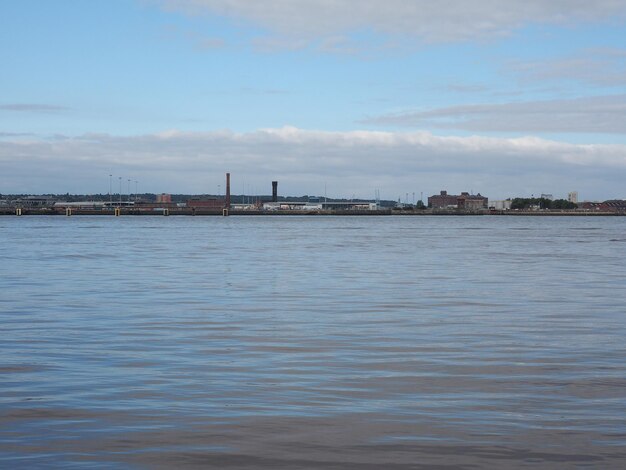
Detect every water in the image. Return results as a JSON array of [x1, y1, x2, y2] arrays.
[[1, 215, 625, 468]]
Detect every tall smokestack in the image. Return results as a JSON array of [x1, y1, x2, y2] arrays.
[[225, 173, 231, 208], [272, 181, 278, 202]]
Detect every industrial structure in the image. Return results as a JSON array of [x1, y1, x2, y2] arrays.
[[225, 172, 231, 209], [489, 200, 513, 211]]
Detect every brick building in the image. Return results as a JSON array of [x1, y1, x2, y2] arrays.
[[579, 200, 626, 212], [457, 192, 488, 210], [599, 200, 626, 212], [428, 190, 488, 210], [428, 191, 459, 209]]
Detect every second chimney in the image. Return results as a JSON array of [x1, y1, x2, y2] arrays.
[[225, 173, 231, 208]]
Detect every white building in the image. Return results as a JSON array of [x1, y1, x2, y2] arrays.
[[489, 200, 512, 210], [263, 201, 378, 211], [568, 191, 578, 203]]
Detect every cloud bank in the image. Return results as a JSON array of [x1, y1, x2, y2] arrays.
[[362, 95, 626, 134], [157, 0, 626, 44], [1, 127, 624, 199]]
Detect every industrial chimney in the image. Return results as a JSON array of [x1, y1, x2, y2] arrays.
[[225, 173, 231, 209], [272, 181, 278, 203]]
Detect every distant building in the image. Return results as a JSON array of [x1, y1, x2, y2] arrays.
[[16, 197, 54, 208], [156, 193, 172, 203], [540, 193, 554, 201], [490, 200, 512, 210], [568, 191, 578, 204], [457, 192, 488, 210], [600, 200, 626, 212], [186, 197, 224, 209], [579, 201, 602, 211], [263, 201, 378, 211], [428, 191, 459, 209], [579, 200, 625, 212], [54, 201, 108, 209], [428, 190, 488, 210]]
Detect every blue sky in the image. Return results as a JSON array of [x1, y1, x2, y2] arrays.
[[1, 0, 626, 199]]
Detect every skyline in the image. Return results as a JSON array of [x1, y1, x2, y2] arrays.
[[1, 1, 626, 200]]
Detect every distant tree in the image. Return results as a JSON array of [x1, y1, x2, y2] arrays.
[[511, 197, 550, 209], [511, 197, 576, 210], [511, 198, 530, 210], [552, 199, 578, 210]]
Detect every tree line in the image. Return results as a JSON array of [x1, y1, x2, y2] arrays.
[[510, 198, 577, 210]]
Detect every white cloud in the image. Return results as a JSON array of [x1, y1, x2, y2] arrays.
[[155, 0, 626, 44], [361, 95, 626, 134], [1, 127, 624, 199]]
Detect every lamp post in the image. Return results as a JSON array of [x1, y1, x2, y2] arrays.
[[118, 177, 122, 207], [109, 174, 112, 206]]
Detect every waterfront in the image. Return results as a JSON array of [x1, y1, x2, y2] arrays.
[[1, 216, 626, 468], [1, 207, 624, 216]]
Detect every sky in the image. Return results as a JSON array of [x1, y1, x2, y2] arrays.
[[1, 0, 626, 200]]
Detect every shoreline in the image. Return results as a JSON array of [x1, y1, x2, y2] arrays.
[[1, 209, 624, 217]]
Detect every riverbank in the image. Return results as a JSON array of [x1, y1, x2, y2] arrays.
[[1, 208, 624, 216]]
